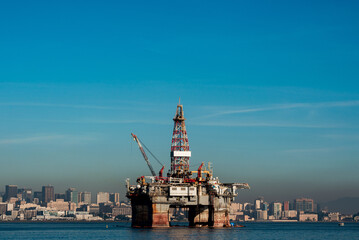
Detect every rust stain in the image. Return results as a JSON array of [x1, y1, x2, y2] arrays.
[[152, 204, 169, 227]]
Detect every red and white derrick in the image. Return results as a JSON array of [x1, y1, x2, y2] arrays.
[[170, 100, 191, 177]]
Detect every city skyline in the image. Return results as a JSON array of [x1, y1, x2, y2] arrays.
[[1, 183, 358, 222], [0, 184, 120, 205], [1, 183, 358, 215], [1, 1, 359, 204]]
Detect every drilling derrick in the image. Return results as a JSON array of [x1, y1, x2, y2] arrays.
[[126, 101, 250, 228], [170, 101, 191, 177]]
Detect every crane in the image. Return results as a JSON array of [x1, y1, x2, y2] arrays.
[[131, 133, 156, 177]]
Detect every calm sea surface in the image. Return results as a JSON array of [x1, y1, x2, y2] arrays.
[[0, 222, 358, 240]]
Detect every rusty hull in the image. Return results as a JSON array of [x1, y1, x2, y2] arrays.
[[152, 203, 170, 227], [131, 198, 170, 228]]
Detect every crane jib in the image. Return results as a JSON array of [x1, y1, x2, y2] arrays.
[[131, 133, 157, 177]]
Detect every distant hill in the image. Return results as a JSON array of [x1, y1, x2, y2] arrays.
[[321, 197, 359, 214]]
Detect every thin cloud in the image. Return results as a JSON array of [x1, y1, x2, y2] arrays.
[[0, 135, 64, 144], [200, 100, 359, 119], [192, 121, 344, 129], [0, 102, 123, 110], [283, 147, 348, 153], [0, 101, 165, 112], [82, 119, 166, 124], [0, 134, 97, 145], [322, 134, 359, 141], [32, 119, 169, 125]]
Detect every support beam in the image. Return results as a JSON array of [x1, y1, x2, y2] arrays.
[[131, 201, 170, 228], [152, 203, 170, 227], [211, 210, 230, 227], [131, 204, 152, 228]]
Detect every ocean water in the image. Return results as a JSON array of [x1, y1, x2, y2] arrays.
[[0, 222, 358, 240]]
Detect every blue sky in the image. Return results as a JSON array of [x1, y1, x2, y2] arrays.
[[1, 1, 359, 203]]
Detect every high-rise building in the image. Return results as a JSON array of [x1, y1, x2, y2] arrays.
[[270, 202, 282, 220], [255, 199, 262, 210], [262, 202, 269, 211], [42, 186, 55, 203], [66, 188, 78, 204], [289, 202, 294, 210], [79, 192, 91, 204], [97, 192, 109, 204], [254, 197, 264, 210], [295, 198, 314, 213], [33, 191, 42, 202], [18, 188, 32, 203], [283, 201, 289, 211], [78, 192, 82, 203], [110, 193, 120, 204], [5, 185, 18, 201], [0, 203, 6, 214], [256, 210, 268, 220]]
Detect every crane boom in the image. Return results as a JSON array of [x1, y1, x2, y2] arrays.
[[131, 133, 156, 176]]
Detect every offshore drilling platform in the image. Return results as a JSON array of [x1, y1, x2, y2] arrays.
[[126, 101, 249, 228]]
